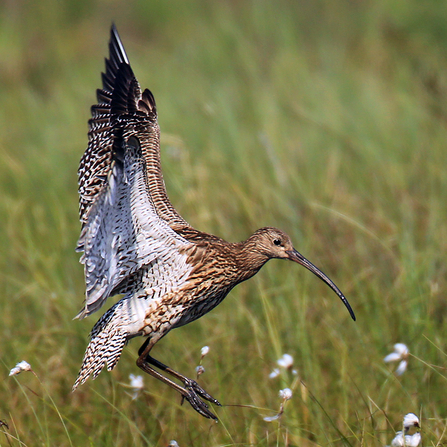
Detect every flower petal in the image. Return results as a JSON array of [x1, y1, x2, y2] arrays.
[[391, 431, 404, 447], [384, 352, 402, 363], [405, 432, 421, 447], [129, 374, 144, 389], [263, 414, 280, 422], [277, 354, 293, 369], [196, 365, 205, 375], [395, 360, 407, 376], [269, 368, 280, 379], [403, 413, 420, 429], [279, 388, 293, 400], [9, 361, 32, 376], [394, 343, 409, 356]]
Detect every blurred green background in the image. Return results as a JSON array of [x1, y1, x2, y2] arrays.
[[1, 0, 447, 445]]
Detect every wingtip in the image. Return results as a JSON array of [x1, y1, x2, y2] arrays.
[[109, 22, 129, 65], [110, 22, 120, 49]]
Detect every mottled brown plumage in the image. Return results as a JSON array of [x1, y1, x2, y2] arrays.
[[73, 25, 355, 420]]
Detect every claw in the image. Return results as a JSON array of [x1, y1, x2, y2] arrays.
[[184, 378, 222, 406], [183, 389, 218, 420]]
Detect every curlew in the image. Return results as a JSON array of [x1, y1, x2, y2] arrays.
[[73, 24, 355, 420]]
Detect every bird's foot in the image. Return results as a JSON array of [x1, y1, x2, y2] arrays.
[[180, 378, 221, 420], [182, 389, 218, 420], [184, 378, 221, 406]]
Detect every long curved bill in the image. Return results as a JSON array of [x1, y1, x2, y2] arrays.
[[286, 248, 355, 321]]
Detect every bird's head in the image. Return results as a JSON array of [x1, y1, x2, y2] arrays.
[[249, 227, 356, 321], [250, 227, 295, 259]]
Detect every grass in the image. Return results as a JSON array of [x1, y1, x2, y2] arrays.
[[1, 0, 447, 445]]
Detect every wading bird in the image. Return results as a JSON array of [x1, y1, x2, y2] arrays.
[[73, 24, 355, 420]]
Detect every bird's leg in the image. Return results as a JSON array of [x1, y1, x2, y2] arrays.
[[136, 340, 220, 420], [136, 358, 218, 420], [145, 354, 221, 407]]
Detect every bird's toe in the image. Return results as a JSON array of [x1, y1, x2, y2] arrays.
[[184, 378, 221, 406], [183, 390, 218, 420]]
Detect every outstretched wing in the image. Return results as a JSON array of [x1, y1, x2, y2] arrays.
[[78, 24, 189, 231], [76, 136, 193, 319]]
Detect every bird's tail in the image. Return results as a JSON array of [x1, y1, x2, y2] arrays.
[[73, 301, 129, 391]]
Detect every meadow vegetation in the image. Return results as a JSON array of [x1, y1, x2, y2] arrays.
[[1, 0, 447, 445]]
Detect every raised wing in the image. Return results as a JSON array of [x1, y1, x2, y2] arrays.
[[76, 136, 193, 319], [78, 24, 189, 231]]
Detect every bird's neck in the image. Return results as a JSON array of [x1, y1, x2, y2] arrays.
[[232, 239, 270, 283]]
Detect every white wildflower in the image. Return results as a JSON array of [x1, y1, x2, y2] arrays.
[[403, 413, 420, 430], [197, 346, 209, 378], [269, 368, 280, 379], [129, 374, 144, 400], [9, 361, 32, 376], [129, 374, 144, 389], [168, 441, 179, 447], [264, 387, 292, 422], [277, 354, 293, 369], [384, 343, 409, 375], [388, 413, 421, 447], [279, 388, 293, 400], [391, 431, 421, 447], [384, 343, 409, 362]]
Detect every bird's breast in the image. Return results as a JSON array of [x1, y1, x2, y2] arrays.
[[137, 246, 253, 334]]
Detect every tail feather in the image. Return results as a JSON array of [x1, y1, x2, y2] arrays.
[[73, 302, 129, 391]]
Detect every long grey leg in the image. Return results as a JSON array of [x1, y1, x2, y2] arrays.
[[145, 354, 221, 406], [136, 340, 220, 420]]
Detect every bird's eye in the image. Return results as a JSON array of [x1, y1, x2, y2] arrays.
[[273, 239, 281, 246]]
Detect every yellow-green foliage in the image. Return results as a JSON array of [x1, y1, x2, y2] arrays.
[[1, 1, 447, 445]]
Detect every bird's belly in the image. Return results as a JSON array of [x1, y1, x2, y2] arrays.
[[136, 277, 235, 336], [172, 287, 231, 329]]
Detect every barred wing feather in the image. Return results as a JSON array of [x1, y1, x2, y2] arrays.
[[78, 24, 189, 232], [76, 136, 192, 319]]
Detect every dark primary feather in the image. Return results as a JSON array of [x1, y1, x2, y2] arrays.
[[78, 24, 186, 231]]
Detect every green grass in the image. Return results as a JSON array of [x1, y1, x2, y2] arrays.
[[1, 0, 447, 445]]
